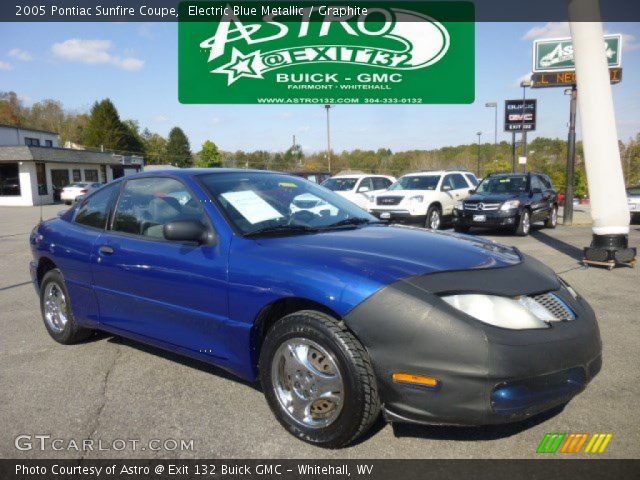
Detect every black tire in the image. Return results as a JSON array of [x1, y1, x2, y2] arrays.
[[514, 209, 531, 236], [425, 205, 442, 230], [64, 201, 72, 205], [259, 310, 380, 448], [454, 225, 470, 234], [40, 269, 92, 344], [545, 205, 558, 229]]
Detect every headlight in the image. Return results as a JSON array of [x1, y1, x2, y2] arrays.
[[409, 195, 424, 203], [441, 294, 553, 330], [500, 199, 520, 211], [455, 200, 464, 210]]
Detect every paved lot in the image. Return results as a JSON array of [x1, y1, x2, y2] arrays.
[[1, 205, 639, 459]]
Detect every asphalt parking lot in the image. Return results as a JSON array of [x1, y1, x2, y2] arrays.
[[1, 205, 639, 459]]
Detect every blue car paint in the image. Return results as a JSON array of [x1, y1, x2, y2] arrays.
[[30, 169, 522, 382]]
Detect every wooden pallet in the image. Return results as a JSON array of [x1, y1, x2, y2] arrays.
[[582, 258, 637, 270]]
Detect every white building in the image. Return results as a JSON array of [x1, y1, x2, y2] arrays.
[[0, 124, 143, 206]]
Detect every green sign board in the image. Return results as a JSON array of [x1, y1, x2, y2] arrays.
[[533, 34, 622, 73], [178, 1, 475, 104]]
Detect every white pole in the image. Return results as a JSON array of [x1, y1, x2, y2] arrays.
[[568, 0, 629, 237]]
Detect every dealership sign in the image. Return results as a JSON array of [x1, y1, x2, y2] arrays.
[[178, 1, 474, 104], [532, 34, 622, 73], [504, 99, 536, 132]]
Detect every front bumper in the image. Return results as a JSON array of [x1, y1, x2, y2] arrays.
[[344, 254, 602, 426], [370, 209, 426, 223], [453, 208, 518, 228]]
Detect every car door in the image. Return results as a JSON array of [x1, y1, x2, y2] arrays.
[[351, 177, 374, 208], [440, 174, 468, 214], [53, 182, 121, 328], [90, 176, 230, 359], [529, 175, 548, 222]]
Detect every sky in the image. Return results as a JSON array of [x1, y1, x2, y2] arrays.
[[1, 20, 639, 154]]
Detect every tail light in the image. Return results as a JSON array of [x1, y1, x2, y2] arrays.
[[80, 189, 88, 194]]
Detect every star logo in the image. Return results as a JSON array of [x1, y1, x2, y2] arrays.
[[212, 48, 263, 85]]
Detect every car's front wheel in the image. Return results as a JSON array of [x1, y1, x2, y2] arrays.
[[40, 269, 92, 344], [259, 310, 380, 448], [545, 205, 558, 228], [425, 205, 442, 230], [514, 209, 531, 236]]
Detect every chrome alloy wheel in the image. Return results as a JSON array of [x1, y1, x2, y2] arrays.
[[429, 210, 441, 230], [43, 282, 68, 333], [271, 338, 344, 429], [522, 211, 531, 234]]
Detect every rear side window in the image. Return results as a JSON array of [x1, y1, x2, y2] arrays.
[[531, 175, 545, 191], [450, 174, 469, 189], [357, 177, 374, 192], [372, 177, 392, 190], [464, 173, 479, 187], [112, 177, 206, 239], [74, 183, 120, 229]]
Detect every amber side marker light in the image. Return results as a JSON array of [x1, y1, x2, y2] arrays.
[[392, 373, 441, 390]]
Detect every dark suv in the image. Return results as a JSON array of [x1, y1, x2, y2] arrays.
[[452, 172, 558, 236]]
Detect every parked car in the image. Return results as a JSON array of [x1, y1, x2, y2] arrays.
[[60, 182, 102, 205], [453, 172, 558, 236], [30, 169, 601, 448], [369, 170, 478, 229], [322, 174, 396, 210], [628, 185, 640, 224], [288, 171, 331, 184]]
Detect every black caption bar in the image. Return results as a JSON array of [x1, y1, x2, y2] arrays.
[[3, 460, 640, 480], [1, 0, 640, 22]]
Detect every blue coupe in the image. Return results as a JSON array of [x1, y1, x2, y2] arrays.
[[29, 169, 601, 447]]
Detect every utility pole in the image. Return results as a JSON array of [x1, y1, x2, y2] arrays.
[[511, 132, 516, 173], [324, 104, 332, 173], [485, 102, 498, 171], [476, 131, 482, 177], [564, 85, 577, 226]]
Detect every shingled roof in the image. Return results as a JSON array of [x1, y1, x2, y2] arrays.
[[0, 146, 123, 165]]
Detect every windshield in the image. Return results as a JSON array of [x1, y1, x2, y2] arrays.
[[322, 177, 358, 191], [389, 175, 440, 191], [477, 175, 528, 194], [199, 172, 377, 235]]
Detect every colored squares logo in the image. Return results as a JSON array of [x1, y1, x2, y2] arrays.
[[537, 433, 613, 454]]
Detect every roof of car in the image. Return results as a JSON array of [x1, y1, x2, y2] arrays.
[[127, 168, 283, 179], [331, 173, 393, 179]]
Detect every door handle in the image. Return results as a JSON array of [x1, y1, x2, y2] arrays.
[[98, 245, 114, 255]]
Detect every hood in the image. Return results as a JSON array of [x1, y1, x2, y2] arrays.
[[252, 225, 521, 286], [465, 192, 520, 203], [377, 190, 436, 197]]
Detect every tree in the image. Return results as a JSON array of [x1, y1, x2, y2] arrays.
[[0, 91, 27, 126], [83, 99, 132, 152], [121, 119, 145, 154], [141, 129, 167, 165], [196, 140, 222, 168], [165, 127, 192, 167]]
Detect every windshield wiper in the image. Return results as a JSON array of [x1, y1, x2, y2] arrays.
[[244, 224, 318, 238], [322, 217, 380, 229]]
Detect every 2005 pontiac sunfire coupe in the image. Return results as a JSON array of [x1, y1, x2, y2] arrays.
[[29, 169, 602, 448]]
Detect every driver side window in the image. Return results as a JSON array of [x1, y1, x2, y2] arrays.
[[112, 177, 206, 239]]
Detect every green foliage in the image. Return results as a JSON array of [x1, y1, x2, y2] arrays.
[[83, 99, 143, 153], [141, 129, 168, 165], [196, 140, 223, 168], [165, 127, 192, 168]]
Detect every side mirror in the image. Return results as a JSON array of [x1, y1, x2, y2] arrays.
[[163, 220, 212, 244], [358, 186, 370, 193], [74, 195, 86, 204], [469, 188, 476, 194], [442, 184, 452, 192]]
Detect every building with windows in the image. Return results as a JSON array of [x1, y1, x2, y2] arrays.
[[0, 124, 143, 206]]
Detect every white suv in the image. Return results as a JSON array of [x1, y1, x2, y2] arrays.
[[322, 174, 396, 210], [369, 170, 478, 229]]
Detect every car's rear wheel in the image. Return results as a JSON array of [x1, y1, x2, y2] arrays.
[[545, 205, 558, 228], [425, 205, 442, 230], [514, 209, 531, 236], [40, 269, 92, 344], [259, 310, 380, 448]]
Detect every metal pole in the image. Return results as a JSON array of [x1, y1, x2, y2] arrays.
[[476, 132, 482, 177], [564, 85, 577, 226], [511, 132, 516, 173], [494, 105, 498, 145], [521, 83, 528, 173], [324, 104, 332, 173]]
